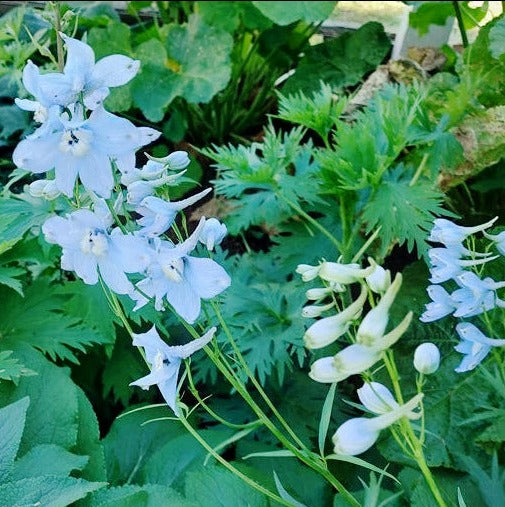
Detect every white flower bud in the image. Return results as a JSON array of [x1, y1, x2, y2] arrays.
[[319, 261, 375, 284], [198, 217, 227, 251], [127, 181, 155, 206], [414, 342, 440, 374], [140, 160, 165, 180], [356, 273, 402, 346], [365, 258, 391, 293], [28, 180, 48, 197], [302, 302, 335, 318], [296, 264, 320, 282], [357, 382, 399, 414], [121, 168, 142, 186], [146, 151, 190, 170], [305, 287, 332, 300], [332, 417, 380, 456], [41, 180, 60, 200]]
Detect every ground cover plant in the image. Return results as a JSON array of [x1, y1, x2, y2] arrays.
[[1, 1, 505, 506]]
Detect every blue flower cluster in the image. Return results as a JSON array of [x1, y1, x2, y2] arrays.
[[421, 218, 505, 372], [13, 35, 231, 414]]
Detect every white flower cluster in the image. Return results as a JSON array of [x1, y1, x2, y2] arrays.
[[421, 218, 505, 372], [297, 259, 412, 383], [13, 34, 230, 325]]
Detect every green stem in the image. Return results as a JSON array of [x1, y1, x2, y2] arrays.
[[409, 153, 429, 187], [278, 194, 343, 252], [453, 1, 469, 48], [52, 2, 65, 71], [179, 415, 292, 507]]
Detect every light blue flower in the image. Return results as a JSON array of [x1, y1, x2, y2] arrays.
[[198, 217, 227, 251], [428, 217, 498, 247], [20, 35, 140, 110], [420, 285, 456, 322], [42, 209, 150, 294], [484, 230, 505, 256], [451, 271, 505, 318], [454, 322, 505, 372], [132, 218, 231, 323], [13, 106, 159, 197], [130, 326, 216, 415], [135, 188, 211, 237]]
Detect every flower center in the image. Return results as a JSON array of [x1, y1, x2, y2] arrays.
[[161, 257, 184, 282], [80, 228, 108, 256], [59, 129, 92, 156]]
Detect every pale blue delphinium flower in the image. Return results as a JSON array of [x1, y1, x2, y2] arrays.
[[135, 188, 212, 237], [428, 217, 498, 247], [198, 217, 227, 251], [130, 326, 216, 415], [420, 285, 457, 322], [19, 35, 140, 110], [42, 209, 150, 294], [451, 271, 505, 318], [428, 247, 496, 284], [125, 170, 188, 206], [454, 322, 505, 372], [145, 150, 191, 171], [132, 218, 231, 323], [484, 230, 505, 256], [13, 106, 160, 197]]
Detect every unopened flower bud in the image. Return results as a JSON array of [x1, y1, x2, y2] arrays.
[[28, 180, 48, 197], [414, 342, 440, 374], [42, 180, 60, 200], [305, 287, 332, 300], [127, 181, 155, 206], [365, 258, 391, 293], [302, 302, 334, 318], [332, 417, 380, 456], [146, 151, 190, 170], [198, 218, 227, 251], [357, 382, 399, 414], [319, 261, 375, 284], [140, 160, 165, 180], [296, 264, 320, 282]]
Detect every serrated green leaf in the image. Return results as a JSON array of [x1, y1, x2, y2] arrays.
[[0, 475, 104, 506], [252, 1, 335, 26], [0, 397, 29, 482], [0, 351, 36, 385], [8, 444, 87, 481]]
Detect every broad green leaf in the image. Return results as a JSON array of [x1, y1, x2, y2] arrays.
[[0, 345, 79, 454], [8, 444, 87, 481], [409, 2, 454, 36], [197, 1, 242, 32], [0, 265, 24, 295], [283, 22, 391, 95], [489, 16, 505, 58], [252, 1, 336, 26], [184, 464, 268, 507], [0, 476, 104, 506], [0, 397, 29, 482], [0, 105, 30, 140]]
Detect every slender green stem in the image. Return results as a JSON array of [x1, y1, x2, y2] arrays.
[[179, 415, 292, 507], [278, 193, 343, 252], [351, 226, 382, 263], [453, 1, 469, 48], [409, 153, 429, 187], [52, 3, 65, 71]]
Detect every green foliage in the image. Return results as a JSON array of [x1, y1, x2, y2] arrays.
[[283, 22, 391, 95], [252, 1, 336, 26], [0, 350, 35, 385]]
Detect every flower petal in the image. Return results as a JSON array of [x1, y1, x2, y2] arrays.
[[92, 55, 140, 87]]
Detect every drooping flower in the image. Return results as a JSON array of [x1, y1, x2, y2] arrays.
[[42, 208, 150, 294], [420, 285, 456, 322], [318, 261, 375, 285], [130, 326, 216, 415], [296, 263, 321, 282], [357, 382, 399, 414], [332, 393, 423, 456], [13, 106, 160, 197], [135, 189, 212, 237], [428, 217, 498, 247], [303, 285, 367, 349], [198, 218, 227, 251], [454, 323, 505, 373], [413, 343, 441, 374], [146, 150, 191, 170], [365, 259, 391, 294], [132, 218, 231, 323]]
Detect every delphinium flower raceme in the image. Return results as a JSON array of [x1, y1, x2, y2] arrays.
[[421, 217, 505, 372], [298, 258, 446, 506], [12, 33, 231, 417]]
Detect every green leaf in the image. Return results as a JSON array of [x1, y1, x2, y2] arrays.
[[0, 105, 30, 140], [243, 450, 296, 460], [0, 265, 24, 295], [252, 1, 336, 26], [0, 476, 104, 506], [273, 471, 308, 507], [8, 444, 87, 481], [184, 464, 268, 507], [197, 1, 242, 32], [409, 2, 454, 36], [489, 16, 505, 59], [283, 22, 391, 95], [318, 383, 336, 456], [0, 397, 29, 482], [362, 173, 451, 256], [325, 455, 398, 483], [0, 351, 36, 385], [88, 22, 132, 58]]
